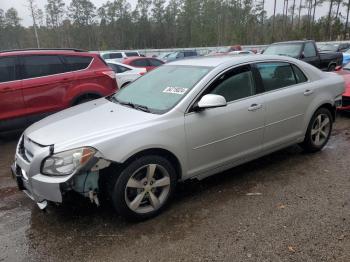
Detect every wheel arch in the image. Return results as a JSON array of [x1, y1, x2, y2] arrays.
[[315, 102, 336, 122], [71, 92, 103, 106]]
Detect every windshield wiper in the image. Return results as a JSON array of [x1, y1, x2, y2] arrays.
[[107, 96, 151, 113], [133, 104, 150, 112]]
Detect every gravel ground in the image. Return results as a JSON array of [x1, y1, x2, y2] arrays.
[[0, 115, 350, 262]]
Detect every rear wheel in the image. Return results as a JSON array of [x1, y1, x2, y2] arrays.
[[110, 155, 177, 220], [301, 108, 333, 152]]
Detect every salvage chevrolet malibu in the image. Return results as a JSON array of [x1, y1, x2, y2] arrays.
[[12, 55, 344, 220]]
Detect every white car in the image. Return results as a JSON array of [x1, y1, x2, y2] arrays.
[[229, 50, 254, 55], [106, 60, 146, 88], [100, 51, 141, 61]]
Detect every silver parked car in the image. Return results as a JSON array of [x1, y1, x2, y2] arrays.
[[12, 55, 344, 220]]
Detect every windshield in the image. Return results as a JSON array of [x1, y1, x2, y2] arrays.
[[318, 44, 338, 52], [112, 65, 211, 113], [167, 52, 178, 59], [263, 44, 302, 57]]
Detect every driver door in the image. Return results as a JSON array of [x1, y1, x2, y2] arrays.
[[184, 65, 265, 177]]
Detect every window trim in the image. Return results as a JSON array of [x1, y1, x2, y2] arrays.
[[17, 54, 94, 81]]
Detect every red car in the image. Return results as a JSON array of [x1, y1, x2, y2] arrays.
[[122, 57, 164, 72], [336, 64, 350, 111], [0, 48, 118, 132]]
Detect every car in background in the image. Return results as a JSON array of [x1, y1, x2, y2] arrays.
[[12, 55, 344, 220], [318, 43, 350, 53], [163, 50, 199, 62], [335, 62, 350, 111], [263, 40, 343, 71], [122, 57, 164, 72], [342, 49, 350, 66], [210, 45, 242, 55], [100, 51, 141, 61], [0, 48, 117, 132], [106, 60, 146, 88], [228, 50, 254, 55]]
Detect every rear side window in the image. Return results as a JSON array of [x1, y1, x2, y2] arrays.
[[131, 59, 149, 67], [304, 42, 316, 57], [291, 64, 308, 83], [184, 51, 197, 57], [256, 62, 297, 91], [63, 55, 92, 71], [22, 55, 65, 79], [0, 57, 16, 83], [149, 59, 163, 66]]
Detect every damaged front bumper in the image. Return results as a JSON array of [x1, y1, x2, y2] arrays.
[[12, 135, 111, 208]]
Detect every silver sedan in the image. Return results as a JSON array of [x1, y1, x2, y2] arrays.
[[12, 55, 344, 220]]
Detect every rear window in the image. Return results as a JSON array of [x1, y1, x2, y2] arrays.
[[149, 59, 163, 66], [63, 55, 92, 71], [0, 56, 16, 83], [22, 55, 65, 79], [131, 59, 149, 67], [125, 52, 139, 57], [109, 53, 123, 59]]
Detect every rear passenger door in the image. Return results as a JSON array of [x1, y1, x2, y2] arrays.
[[20, 55, 68, 119], [255, 62, 311, 151], [0, 56, 26, 130]]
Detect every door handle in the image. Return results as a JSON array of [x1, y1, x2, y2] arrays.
[[248, 103, 262, 111], [304, 89, 313, 96]]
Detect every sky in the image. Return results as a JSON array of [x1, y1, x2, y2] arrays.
[[1, 0, 332, 27]]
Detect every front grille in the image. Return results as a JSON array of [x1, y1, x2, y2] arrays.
[[342, 96, 350, 107]]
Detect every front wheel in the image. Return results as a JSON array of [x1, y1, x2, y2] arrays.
[[301, 108, 333, 153], [110, 155, 177, 221]]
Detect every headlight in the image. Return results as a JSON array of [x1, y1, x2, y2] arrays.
[[42, 147, 96, 176]]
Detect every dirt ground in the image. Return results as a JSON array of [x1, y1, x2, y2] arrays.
[[0, 115, 350, 262]]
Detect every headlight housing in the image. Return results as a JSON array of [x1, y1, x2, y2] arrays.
[[41, 147, 96, 176]]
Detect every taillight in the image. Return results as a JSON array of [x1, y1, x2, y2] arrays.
[[98, 70, 116, 79], [139, 72, 146, 76]]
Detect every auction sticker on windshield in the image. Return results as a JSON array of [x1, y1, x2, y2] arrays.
[[163, 87, 188, 95]]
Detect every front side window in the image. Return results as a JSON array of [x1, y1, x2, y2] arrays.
[[63, 55, 92, 71], [22, 55, 65, 79], [256, 62, 297, 91], [209, 66, 256, 102], [0, 56, 16, 83], [304, 42, 317, 57], [113, 65, 211, 113]]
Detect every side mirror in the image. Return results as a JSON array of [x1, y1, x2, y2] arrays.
[[195, 94, 227, 111], [300, 52, 305, 59]]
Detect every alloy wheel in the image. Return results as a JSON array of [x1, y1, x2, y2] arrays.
[[310, 113, 331, 146], [124, 164, 171, 214]]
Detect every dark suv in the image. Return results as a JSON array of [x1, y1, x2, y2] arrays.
[[0, 49, 118, 132]]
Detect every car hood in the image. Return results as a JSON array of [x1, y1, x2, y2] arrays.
[[24, 98, 159, 147]]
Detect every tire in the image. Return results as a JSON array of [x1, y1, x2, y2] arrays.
[[328, 64, 336, 72], [110, 155, 177, 221], [301, 107, 333, 153], [75, 97, 94, 105]]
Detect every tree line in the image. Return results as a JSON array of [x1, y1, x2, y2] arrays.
[[0, 0, 350, 51]]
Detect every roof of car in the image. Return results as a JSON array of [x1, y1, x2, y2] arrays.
[[123, 56, 163, 63], [167, 54, 293, 67], [271, 40, 314, 45], [0, 49, 94, 57]]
